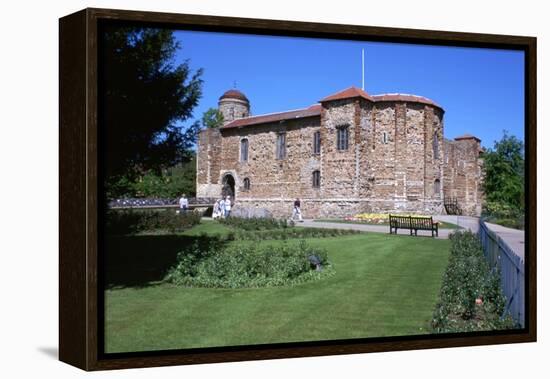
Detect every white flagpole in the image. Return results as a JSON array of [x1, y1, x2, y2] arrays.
[[361, 49, 365, 90]]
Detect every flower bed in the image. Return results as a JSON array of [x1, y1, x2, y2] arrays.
[[343, 213, 435, 224]]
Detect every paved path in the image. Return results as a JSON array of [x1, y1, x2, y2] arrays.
[[433, 215, 480, 233], [483, 221, 525, 261], [299, 215, 480, 239], [204, 215, 522, 258]]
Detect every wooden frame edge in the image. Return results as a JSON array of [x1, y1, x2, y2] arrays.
[[58, 7, 537, 371]]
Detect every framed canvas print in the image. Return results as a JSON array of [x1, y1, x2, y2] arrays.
[[59, 8, 536, 371]]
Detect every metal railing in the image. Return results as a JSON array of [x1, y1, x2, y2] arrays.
[[108, 197, 216, 209], [478, 220, 525, 327]]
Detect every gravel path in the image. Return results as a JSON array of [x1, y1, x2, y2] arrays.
[[295, 215, 481, 239]]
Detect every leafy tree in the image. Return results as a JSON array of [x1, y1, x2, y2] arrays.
[[201, 108, 224, 128], [102, 26, 203, 199], [133, 157, 197, 198], [483, 131, 525, 210], [110, 156, 197, 198]]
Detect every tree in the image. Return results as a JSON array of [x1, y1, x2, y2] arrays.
[[201, 108, 224, 129], [132, 156, 197, 198], [483, 131, 525, 210], [102, 26, 203, 198]]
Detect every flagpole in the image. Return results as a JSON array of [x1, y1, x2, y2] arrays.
[[362, 48, 365, 90]]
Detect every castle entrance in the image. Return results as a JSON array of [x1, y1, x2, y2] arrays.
[[221, 173, 235, 200]]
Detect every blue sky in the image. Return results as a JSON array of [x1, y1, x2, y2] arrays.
[[174, 30, 524, 149]]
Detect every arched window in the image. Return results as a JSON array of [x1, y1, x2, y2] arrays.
[[433, 133, 439, 160], [382, 131, 389, 144], [336, 125, 349, 151], [434, 179, 441, 196], [243, 177, 250, 191], [240, 138, 248, 162], [312, 170, 321, 188]]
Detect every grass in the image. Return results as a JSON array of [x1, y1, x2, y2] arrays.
[[314, 218, 461, 229], [104, 220, 451, 353]]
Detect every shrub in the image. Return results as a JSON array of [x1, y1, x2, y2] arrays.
[[431, 231, 516, 333], [482, 201, 524, 230], [106, 209, 201, 235], [227, 227, 361, 241], [165, 240, 333, 288], [219, 217, 288, 231]]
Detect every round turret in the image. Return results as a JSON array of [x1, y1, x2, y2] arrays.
[[218, 89, 250, 124]]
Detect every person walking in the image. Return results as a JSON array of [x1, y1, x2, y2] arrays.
[[224, 196, 232, 218], [212, 199, 221, 219], [178, 193, 189, 214], [292, 198, 303, 222]]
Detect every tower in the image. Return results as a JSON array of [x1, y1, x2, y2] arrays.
[[218, 89, 250, 125]]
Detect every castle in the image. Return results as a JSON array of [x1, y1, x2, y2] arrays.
[[197, 86, 484, 218]]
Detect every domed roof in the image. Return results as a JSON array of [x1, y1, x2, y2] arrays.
[[219, 89, 249, 102]]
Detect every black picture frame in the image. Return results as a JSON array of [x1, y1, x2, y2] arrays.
[[59, 7, 537, 371]]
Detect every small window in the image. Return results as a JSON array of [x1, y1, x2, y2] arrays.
[[312, 170, 321, 188], [434, 179, 441, 196], [382, 131, 389, 144], [336, 126, 349, 151], [313, 131, 321, 155], [240, 138, 249, 162], [433, 133, 439, 160], [276, 132, 286, 159], [243, 177, 250, 191]]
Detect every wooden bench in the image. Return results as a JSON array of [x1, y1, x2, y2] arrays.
[[389, 214, 439, 237]]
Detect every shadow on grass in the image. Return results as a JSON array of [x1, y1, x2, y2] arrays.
[[104, 234, 226, 290]]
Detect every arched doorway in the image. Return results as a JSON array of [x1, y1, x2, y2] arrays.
[[221, 173, 236, 200]]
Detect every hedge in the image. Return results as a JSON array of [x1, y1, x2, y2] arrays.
[[106, 209, 201, 235], [431, 231, 516, 333]]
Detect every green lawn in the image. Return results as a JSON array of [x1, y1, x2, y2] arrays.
[[104, 220, 450, 353], [313, 218, 461, 229]]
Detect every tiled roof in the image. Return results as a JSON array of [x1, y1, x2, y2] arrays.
[[221, 86, 444, 129], [454, 133, 481, 142], [319, 87, 442, 110], [223, 104, 321, 129], [371, 93, 442, 109], [320, 86, 374, 102]]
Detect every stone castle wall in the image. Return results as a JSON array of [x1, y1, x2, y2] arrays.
[[197, 98, 482, 218], [443, 137, 484, 216], [217, 116, 322, 201], [196, 128, 223, 198]]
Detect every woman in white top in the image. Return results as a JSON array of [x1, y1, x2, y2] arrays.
[[178, 193, 188, 214], [224, 196, 232, 218]]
